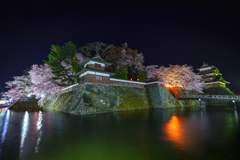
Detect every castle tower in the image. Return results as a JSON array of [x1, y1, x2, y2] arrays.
[[197, 63, 230, 88], [75, 53, 115, 84]]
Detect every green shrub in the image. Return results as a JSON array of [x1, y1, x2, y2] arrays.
[[114, 68, 128, 80], [136, 72, 147, 82], [203, 87, 235, 95]]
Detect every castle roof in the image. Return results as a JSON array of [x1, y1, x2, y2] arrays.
[[215, 75, 230, 84], [79, 53, 112, 67], [75, 67, 116, 77], [92, 53, 105, 61], [200, 63, 210, 68], [197, 63, 230, 85], [197, 63, 214, 70]]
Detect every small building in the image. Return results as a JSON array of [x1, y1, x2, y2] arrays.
[[197, 63, 230, 88], [0, 99, 9, 105], [75, 53, 116, 84], [74, 53, 163, 88]]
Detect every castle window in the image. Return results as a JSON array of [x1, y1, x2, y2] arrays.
[[96, 75, 102, 80], [95, 64, 101, 69]]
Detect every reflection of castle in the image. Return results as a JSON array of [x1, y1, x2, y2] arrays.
[[197, 63, 230, 88]]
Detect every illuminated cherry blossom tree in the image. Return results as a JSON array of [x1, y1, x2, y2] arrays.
[[145, 65, 159, 81], [1, 75, 33, 101], [75, 53, 85, 62], [116, 47, 145, 79], [104, 43, 146, 80], [2, 51, 85, 106], [29, 64, 62, 106], [146, 64, 205, 93], [117, 51, 144, 71]]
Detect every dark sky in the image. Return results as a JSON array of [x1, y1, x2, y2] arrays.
[[0, 1, 240, 93]]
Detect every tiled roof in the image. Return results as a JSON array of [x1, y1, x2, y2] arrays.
[[79, 57, 112, 67], [75, 68, 116, 77]]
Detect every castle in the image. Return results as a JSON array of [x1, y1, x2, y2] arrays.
[[197, 63, 230, 88], [74, 53, 162, 88]]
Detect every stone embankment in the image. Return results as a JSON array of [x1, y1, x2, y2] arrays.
[[9, 97, 43, 112], [203, 87, 236, 108], [44, 83, 199, 115]]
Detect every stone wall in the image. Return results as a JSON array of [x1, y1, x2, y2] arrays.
[[44, 83, 199, 115], [147, 86, 199, 108], [44, 83, 151, 115], [203, 87, 236, 108]]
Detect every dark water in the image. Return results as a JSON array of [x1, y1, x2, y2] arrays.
[[0, 107, 240, 160]]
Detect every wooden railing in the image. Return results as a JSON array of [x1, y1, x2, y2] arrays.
[[179, 95, 240, 101]]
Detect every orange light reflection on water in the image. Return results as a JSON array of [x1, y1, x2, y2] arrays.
[[164, 115, 187, 150]]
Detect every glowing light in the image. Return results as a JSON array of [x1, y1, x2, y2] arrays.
[[20, 111, 29, 157], [0, 100, 8, 105], [8, 99, 12, 103], [130, 78, 133, 81], [41, 94, 44, 97], [27, 94, 31, 97], [137, 78, 139, 81], [164, 84, 173, 88]]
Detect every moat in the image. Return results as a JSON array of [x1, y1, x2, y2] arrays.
[[0, 107, 240, 160]]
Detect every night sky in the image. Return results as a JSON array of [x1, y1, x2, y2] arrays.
[[1, 1, 240, 93]]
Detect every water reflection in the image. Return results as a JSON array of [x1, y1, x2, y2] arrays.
[[20, 111, 29, 157], [163, 114, 207, 155], [164, 111, 240, 157], [0, 108, 239, 160], [32, 112, 38, 146], [35, 111, 43, 153], [234, 110, 238, 123], [0, 108, 7, 114], [0, 110, 10, 155], [137, 132, 150, 159], [164, 115, 186, 150]]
